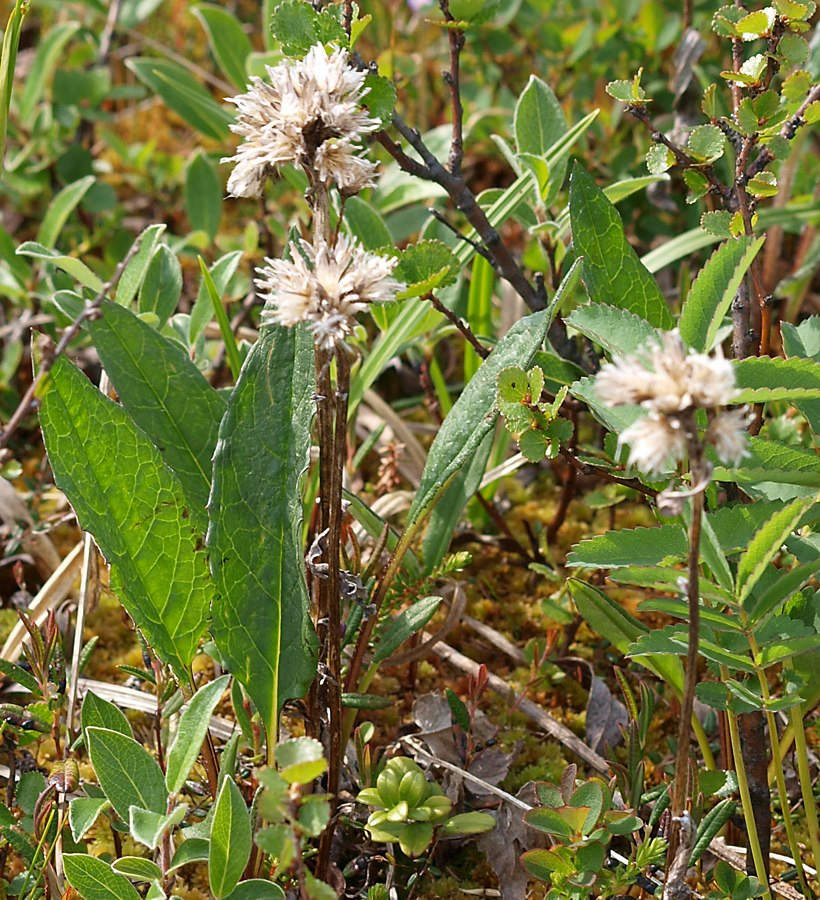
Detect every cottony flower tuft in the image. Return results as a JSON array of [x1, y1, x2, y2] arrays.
[[223, 44, 380, 197], [595, 330, 748, 476], [256, 235, 403, 348]]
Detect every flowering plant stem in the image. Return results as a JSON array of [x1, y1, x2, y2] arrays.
[[721, 663, 773, 900], [785, 672, 820, 884], [746, 634, 811, 895], [663, 447, 705, 897]]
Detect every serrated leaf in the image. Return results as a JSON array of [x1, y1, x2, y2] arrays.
[[737, 496, 816, 603], [166, 675, 230, 794], [407, 261, 580, 528], [87, 727, 168, 821], [679, 236, 764, 351], [687, 125, 725, 162], [567, 580, 684, 694], [208, 325, 317, 748], [373, 596, 441, 662], [745, 559, 820, 623], [210, 778, 252, 898], [394, 240, 457, 299], [64, 854, 141, 900], [88, 301, 226, 524], [737, 8, 775, 38], [646, 144, 673, 175], [127, 58, 233, 140], [712, 436, 820, 487], [565, 303, 661, 358], [275, 736, 326, 784], [732, 356, 820, 402], [747, 171, 778, 198], [700, 211, 733, 239], [362, 73, 396, 125], [569, 164, 673, 329], [270, 0, 346, 56], [39, 356, 211, 674], [683, 169, 710, 202]]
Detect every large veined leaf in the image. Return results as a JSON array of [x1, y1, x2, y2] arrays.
[[732, 356, 820, 403], [39, 356, 211, 674], [678, 236, 765, 352], [63, 854, 141, 900], [208, 325, 317, 747], [86, 727, 168, 821], [569, 163, 673, 329], [209, 777, 252, 899], [88, 300, 226, 524], [407, 260, 581, 528], [565, 303, 661, 358]]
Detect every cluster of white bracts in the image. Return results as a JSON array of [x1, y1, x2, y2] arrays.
[[595, 330, 748, 477], [224, 44, 402, 348]]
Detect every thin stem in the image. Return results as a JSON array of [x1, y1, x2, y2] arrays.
[[786, 665, 820, 884], [748, 640, 810, 895], [722, 665, 773, 900], [663, 449, 704, 897], [423, 292, 490, 359]]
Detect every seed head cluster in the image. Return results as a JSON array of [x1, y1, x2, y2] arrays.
[[595, 330, 748, 476], [256, 235, 402, 348], [223, 44, 380, 198]]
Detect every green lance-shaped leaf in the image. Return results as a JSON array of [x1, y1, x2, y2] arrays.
[[208, 325, 317, 748], [209, 777, 252, 899], [165, 674, 230, 794], [679, 236, 765, 352], [569, 162, 673, 329], [407, 260, 581, 528], [88, 300, 226, 524], [185, 150, 223, 241], [373, 596, 442, 663], [737, 495, 818, 604], [514, 75, 568, 204], [35, 176, 96, 250], [732, 356, 820, 403], [86, 727, 168, 821], [126, 58, 234, 141], [192, 4, 253, 91], [63, 854, 141, 900], [38, 356, 211, 674]]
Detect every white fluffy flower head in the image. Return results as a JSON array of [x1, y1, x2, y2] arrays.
[[223, 44, 380, 197], [257, 235, 403, 348], [596, 330, 748, 475]]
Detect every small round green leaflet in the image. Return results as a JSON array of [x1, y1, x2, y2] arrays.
[[275, 736, 327, 785]]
